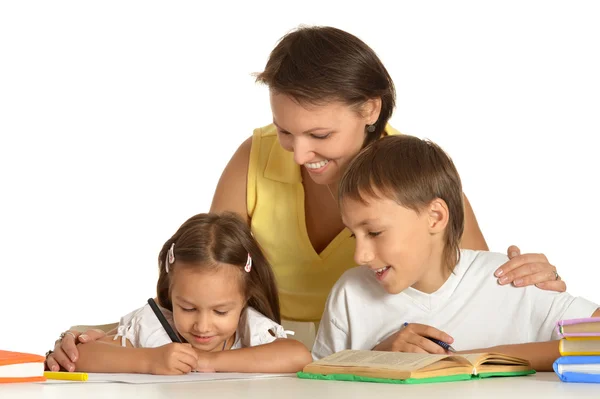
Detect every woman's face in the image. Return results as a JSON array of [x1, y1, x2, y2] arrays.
[[270, 92, 379, 186]]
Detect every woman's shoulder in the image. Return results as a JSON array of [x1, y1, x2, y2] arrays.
[[385, 123, 402, 136], [252, 123, 278, 139]]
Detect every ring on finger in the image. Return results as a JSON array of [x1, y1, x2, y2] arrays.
[[59, 331, 76, 341], [554, 271, 560, 281]]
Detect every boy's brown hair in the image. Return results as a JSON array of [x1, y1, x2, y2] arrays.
[[255, 25, 395, 146], [338, 135, 465, 271], [156, 212, 281, 323]]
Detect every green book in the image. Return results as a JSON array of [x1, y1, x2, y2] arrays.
[[298, 350, 535, 384]]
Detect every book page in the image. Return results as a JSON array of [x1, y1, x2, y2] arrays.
[[565, 322, 600, 334], [313, 350, 473, 371]]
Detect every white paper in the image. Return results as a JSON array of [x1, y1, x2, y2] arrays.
[[42, 372, 296, 384]]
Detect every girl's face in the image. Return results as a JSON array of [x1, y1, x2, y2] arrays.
[[270, 92, 380, 186], [170, 264, 246, 352]]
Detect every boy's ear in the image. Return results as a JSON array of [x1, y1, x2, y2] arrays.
[[427, 198, 449, 234]]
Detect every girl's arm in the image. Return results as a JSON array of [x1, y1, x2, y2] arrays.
[[75, 336, 154, 373], [196, 339, 313, 373], [76, 336, 198, 375]]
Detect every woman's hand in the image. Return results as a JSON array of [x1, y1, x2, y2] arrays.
[[494, 245, 567, 292], [45, 329, 106, 372], [372, 323, 454, 354]]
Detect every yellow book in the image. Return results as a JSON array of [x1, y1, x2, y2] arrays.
[[559, 339, 600, 356], [298, 350, 534, 384]]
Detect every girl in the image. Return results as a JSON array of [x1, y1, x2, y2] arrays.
[[313, 135, 599, 371], [74, 212, 312, 374]]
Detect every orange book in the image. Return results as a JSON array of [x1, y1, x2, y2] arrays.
[[0, 350, 46, 383]]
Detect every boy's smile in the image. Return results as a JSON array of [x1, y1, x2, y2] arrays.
[[341, 194, 449, 295]]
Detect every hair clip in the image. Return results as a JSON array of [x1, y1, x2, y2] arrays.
[[165, 243, 175, 273], [244, 253, 252, 273]]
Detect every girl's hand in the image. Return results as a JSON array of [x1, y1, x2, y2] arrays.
[[195, 351, 217, 373], [45, 329, 106, 372], [495, 245, 567, 292], [372, 323, 454, 354], [150, 343, 199, 375]]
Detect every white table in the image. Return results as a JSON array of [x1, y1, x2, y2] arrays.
[[1, 373, 599, 398]]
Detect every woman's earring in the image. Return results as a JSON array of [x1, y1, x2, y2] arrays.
[[366, 123, 376, 133]]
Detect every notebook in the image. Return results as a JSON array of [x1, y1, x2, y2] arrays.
[[0, 350, 46, 383], [553, 356, 600, 383], [298, 350, 534, 384], [557, 317, 600, 338]]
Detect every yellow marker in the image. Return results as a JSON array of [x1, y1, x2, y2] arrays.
[[44, 371, 89, 381]]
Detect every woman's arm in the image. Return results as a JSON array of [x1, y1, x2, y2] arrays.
[[209, 136, 252, 221], [459, 193, 567, 292], [459, 193, 489, 251], [196, 339, 313, 373]]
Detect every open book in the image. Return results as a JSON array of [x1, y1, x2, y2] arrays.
[[298, 350, 534, 384]]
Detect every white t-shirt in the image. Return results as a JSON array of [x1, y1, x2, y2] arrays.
[[312, 250, 598, 360], [114, 304, 287, 349]]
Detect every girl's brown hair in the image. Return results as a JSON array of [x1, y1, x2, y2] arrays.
[[255, 25, 396, 146], [338, 135, 465, 272], [156, 212, 281, 323]]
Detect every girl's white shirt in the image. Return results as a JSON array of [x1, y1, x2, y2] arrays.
[[113, 303, 289, 349]]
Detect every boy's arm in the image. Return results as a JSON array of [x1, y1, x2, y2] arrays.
[[460, 308, 600, 371], [458, 341, 559, 371], [197, 339, 312, 373]]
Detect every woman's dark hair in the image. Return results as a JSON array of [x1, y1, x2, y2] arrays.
[[256, 25, 396, 146]]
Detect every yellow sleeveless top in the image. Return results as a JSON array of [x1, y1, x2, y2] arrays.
[[247, 123, 401, 322]]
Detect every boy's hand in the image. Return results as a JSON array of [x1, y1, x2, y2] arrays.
[[373, 323, 454, 355], [150, 343, 198, 375]]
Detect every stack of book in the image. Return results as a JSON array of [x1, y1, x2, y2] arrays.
[[554, 317, 600, 383]]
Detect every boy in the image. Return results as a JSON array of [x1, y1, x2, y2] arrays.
[[312, 135, 599, 371]]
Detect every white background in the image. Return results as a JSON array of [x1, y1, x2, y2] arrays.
[[1, 1, 598, 356]]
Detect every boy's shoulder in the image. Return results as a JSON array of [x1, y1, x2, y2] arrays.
[[456, 249, 509, 279]]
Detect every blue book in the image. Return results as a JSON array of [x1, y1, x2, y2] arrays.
[[553, 356, 600, 383]]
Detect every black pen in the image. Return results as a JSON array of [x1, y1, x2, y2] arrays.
[[147, 298, 182, 343]]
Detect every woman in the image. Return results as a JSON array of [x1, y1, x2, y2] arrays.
[[46, 26, 564, 372]]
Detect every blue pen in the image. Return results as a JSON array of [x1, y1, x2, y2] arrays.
[[402, 322, 456, 353]]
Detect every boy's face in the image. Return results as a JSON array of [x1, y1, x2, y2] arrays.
[[341, 194, 446, 294]]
